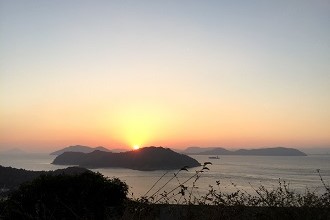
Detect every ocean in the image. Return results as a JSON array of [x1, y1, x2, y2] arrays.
[[1, 153, 329, 198]]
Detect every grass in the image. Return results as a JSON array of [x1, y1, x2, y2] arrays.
[[0, 164, 329, 219], [123, 163, 330, 219], [135, 163, 329, 206]]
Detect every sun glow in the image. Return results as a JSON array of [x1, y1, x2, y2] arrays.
[[133, 145, 140, 150], [107, 104, 173, 150]]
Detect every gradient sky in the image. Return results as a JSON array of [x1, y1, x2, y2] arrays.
[[1, 0, 329, 152]]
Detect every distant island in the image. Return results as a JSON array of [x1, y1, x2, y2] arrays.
[[53, 147, 201, 171], [50, 145, 111, 155], [182, 147, 307, 156]]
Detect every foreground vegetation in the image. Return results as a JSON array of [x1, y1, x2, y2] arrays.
[[0, 165, 89, 190], [123, 164, 329, 219], [0, 164, 329, 219], [137, 164, 330, 207], [0, 171, 128, 219]]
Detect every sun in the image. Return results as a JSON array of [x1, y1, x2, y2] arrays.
[[133, 145, 140, 150]]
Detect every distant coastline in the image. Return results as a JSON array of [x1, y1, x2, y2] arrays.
[[182, 147, 307, 156]]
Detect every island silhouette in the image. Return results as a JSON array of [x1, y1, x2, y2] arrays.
[[52, 146, 201, 171], [182, 147, 307, 156], [50, 145, 111, 155]]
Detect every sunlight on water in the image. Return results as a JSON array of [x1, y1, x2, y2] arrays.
[[1, 154, 329, 197]]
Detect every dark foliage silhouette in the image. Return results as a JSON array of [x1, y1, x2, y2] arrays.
[[0, 165, 88, 190], [1, 171, 128, 219]]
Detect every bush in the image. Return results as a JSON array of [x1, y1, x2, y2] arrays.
[[123, 165, 330, 219], [1, 171, 128, 219]]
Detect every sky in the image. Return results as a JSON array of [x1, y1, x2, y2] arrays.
[[1, 0, 329, 152]]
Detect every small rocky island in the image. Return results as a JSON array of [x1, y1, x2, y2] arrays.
[[52, 147, 201, 171]]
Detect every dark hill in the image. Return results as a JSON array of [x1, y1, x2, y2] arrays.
[[0, 166, 88, 190], [53, 147, 201, 171], [50, 145, 110, 155]]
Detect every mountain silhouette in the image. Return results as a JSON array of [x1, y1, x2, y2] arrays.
[[183, 147, 306, 156], [50, 145, 111, 155], [53, 146, 201, 171]]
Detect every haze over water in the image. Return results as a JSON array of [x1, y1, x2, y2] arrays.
[[1, 153, 329, 197]]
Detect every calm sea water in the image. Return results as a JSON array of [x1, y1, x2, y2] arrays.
[[1, 154, 329, 197]]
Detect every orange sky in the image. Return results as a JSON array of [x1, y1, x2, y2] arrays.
[[1, 1, 330, 152]]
